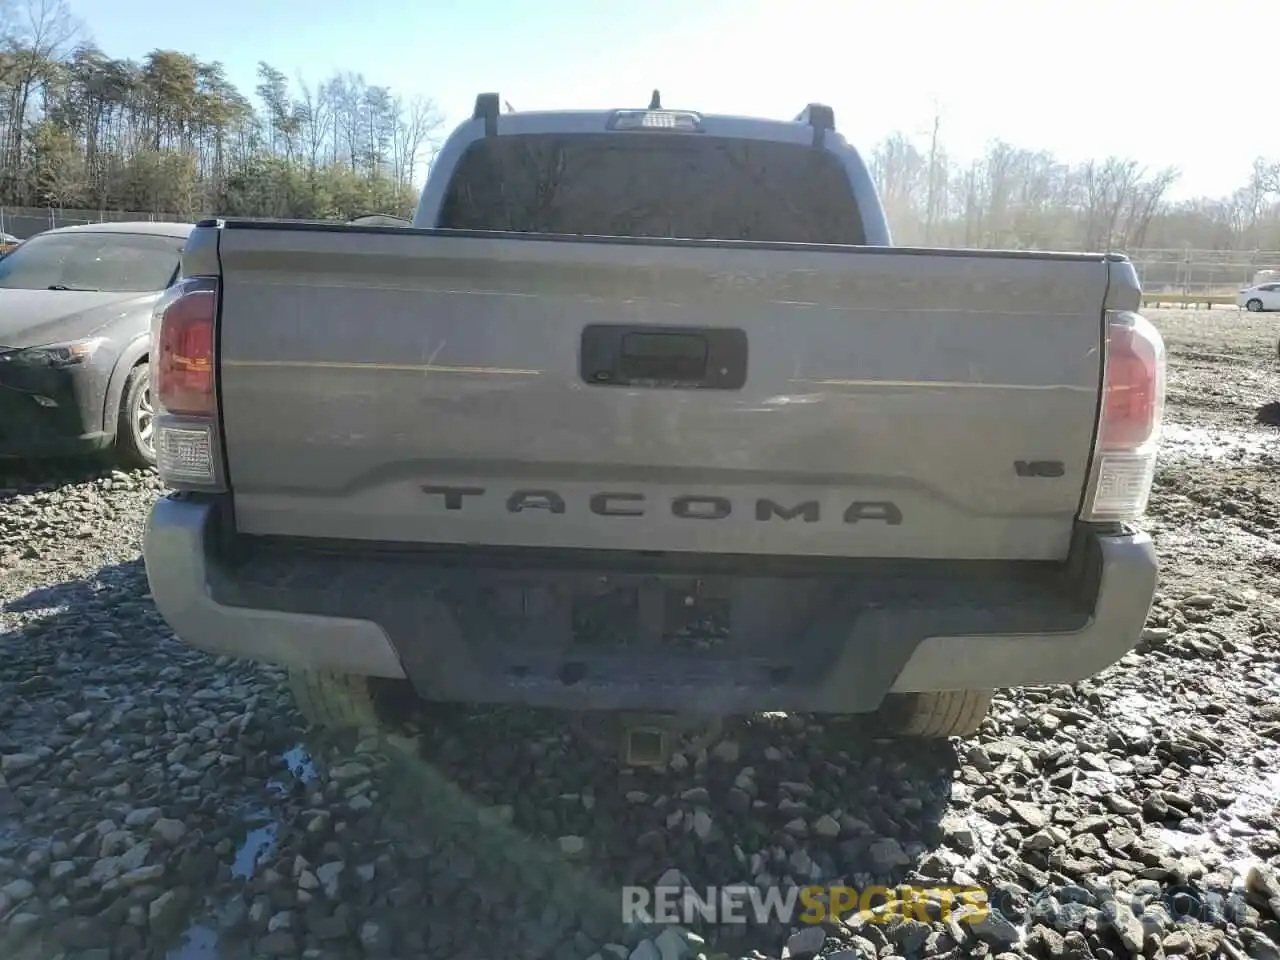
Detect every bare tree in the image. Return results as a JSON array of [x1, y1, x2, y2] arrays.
[[0, 0, 80, 194], [1256, 159, 1280, 197], [923, 101, 941, 244], [296, 76, 331, 176], [4, 15, 1280, 248], [394, 94, 443, 187]]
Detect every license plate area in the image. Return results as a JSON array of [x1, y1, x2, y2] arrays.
[[570, 576, 732, 652], [662, 581, 731, 650]]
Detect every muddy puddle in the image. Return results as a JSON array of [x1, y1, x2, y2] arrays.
[[1151, 767, 1280, 881], [1159, 422, 1277, 465], [166, 744, 319, 959], [1103, 687, 1280, 885], [1102, 690, 1178, 746]]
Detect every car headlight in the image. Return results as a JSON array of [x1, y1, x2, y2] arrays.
[[0, 337, 106, 369]]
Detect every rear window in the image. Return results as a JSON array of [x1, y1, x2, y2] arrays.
[[437, 133, 866, 244], [0, 232, 184, 292]]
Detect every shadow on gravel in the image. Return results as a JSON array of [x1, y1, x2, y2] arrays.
[[1, 558, 961, 960], [0, 455, 121, 501], [261, 711, 963, 959], [2, 578, 102, 616], [1257, 401, 1280, 426], [0, 559, 311, 960]]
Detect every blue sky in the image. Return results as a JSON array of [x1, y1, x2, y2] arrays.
[[75, 0, 1270, 200]]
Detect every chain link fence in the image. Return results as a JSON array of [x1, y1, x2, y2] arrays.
[[3, 207, 1278, 299], [0, 206, 199, 241], [0, 206, 405, 240], [1127, 248, 1280, 297]]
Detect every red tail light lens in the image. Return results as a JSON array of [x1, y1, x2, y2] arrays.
[[156, 277, 218, 417], [1081, 311, 1166, 522], [1099, 314, 1164, 450]]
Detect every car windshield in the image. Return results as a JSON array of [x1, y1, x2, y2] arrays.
[[0, 232, 184, 292]]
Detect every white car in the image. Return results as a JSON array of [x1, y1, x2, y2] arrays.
[[1237, 282, 1280, 312]]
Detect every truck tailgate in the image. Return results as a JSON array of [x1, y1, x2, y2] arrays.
[[214, 224, 1111, 561]]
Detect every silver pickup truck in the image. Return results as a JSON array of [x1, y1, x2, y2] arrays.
[[142, 94, 1163, 749]]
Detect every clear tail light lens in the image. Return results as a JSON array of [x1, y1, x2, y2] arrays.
[[155, 423, 219, 486]]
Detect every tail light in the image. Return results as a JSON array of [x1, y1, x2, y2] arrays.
[[1080, 310, 1166, 522], [150, 276, 226, 491], [156, 278, 216, 416]]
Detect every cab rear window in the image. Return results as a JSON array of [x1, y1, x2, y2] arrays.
[[437, 133, 866, 245]]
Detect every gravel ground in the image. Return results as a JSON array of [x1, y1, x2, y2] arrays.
[[0, 306, 1277, 960]]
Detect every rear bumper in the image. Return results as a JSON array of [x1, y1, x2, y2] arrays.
[[144, 495, 1158, 714]]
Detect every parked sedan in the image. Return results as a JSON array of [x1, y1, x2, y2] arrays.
[[0, 232, 19, 256], [0, 221, 192, 465], [1237, 282, 1280, 312]]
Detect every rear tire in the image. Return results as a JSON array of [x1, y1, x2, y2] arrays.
[[288, 670, 385, 731], [114, 363, 156, 469], [887, 689, 993, 738], [1246, 298, 1264, 312]]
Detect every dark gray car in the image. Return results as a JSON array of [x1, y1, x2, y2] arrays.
[[0, 221, 192, 466]]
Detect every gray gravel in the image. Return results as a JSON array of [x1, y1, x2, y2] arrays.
[[0, 308, 1278, 960]]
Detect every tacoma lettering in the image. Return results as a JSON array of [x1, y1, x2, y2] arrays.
[[843, 501, 903, 525], [422, 485, 902, 524], [590, 492, 645, 517], [421, 485, 485, 510], [756, 499, 820, 523], [671, 495, 732, 520], [506, 490, 566, 514]]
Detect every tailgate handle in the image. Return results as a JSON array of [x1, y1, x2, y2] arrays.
[[620, 332, 708, 380], [580, 324, 747, 390]]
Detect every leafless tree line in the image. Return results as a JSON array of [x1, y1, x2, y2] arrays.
[[869, 127, 1280, 253], [3, 0, 1278, 243], [0, 0, 442, 219]]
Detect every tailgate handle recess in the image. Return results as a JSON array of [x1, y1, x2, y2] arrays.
[[621, 332, 707, 380], [580, 324, 747, 390]]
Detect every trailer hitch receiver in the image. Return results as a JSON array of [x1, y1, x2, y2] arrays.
[[623, 725, 669, 767]]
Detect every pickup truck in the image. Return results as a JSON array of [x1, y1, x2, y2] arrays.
[[142, 94, 1163, 750]]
